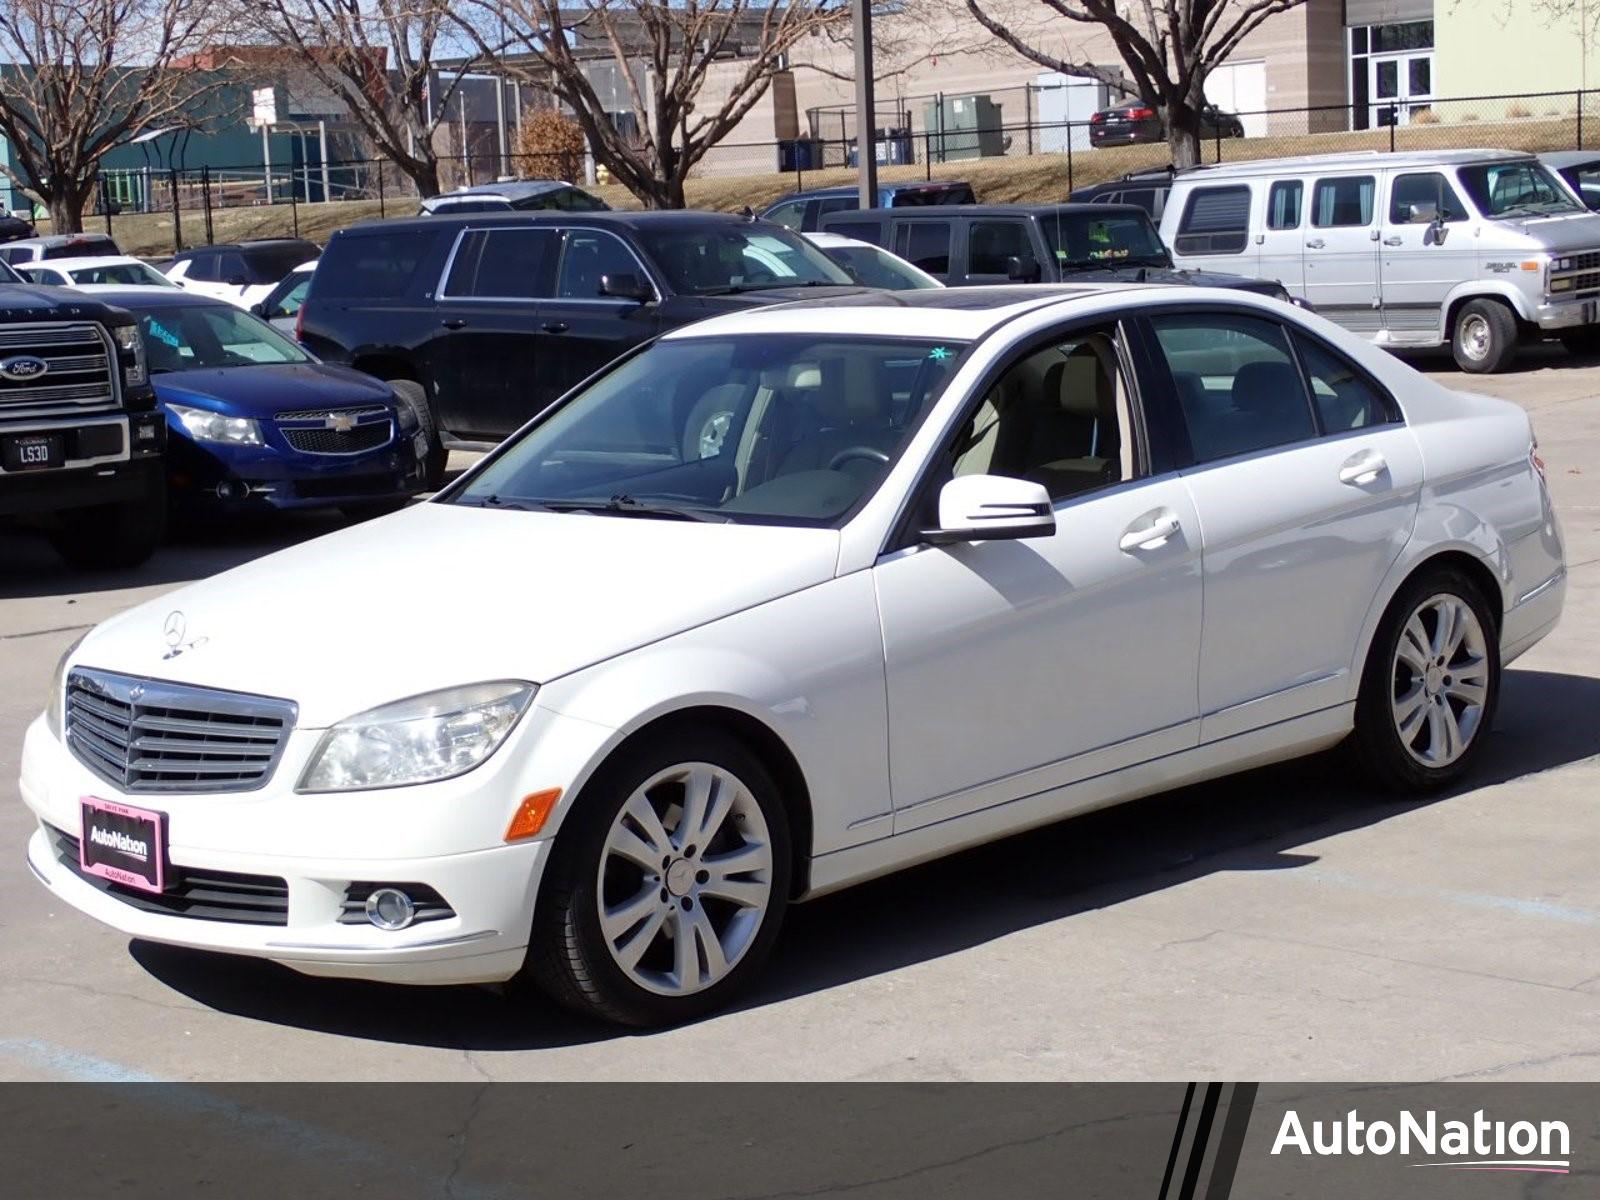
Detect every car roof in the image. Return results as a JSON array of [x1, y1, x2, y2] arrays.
[[458, 179, 574, 200], [31, 255, 154, 271], [1539, 150, 1600, 169], [1174, 148, 1534, 179], [5, 233, 116, 249], [345, 209, 788, 237], [660, 284, 1155, 342], [804, 231, 870, 247], [779, 181, 971, 202], [174, 239, 318, 258], [75, 286, 234, 310], [825, 202, 1148, 220]]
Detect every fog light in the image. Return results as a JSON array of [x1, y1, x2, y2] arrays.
[[365, 887, 416, 931], [215, 480, 246, 500]]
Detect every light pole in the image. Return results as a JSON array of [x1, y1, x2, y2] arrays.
[[853, 0, 878, 211]]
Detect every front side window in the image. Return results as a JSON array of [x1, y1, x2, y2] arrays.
[[1267, 180, 1303, 230], [948, 325, 1136, 502], [967, 220, 1035, 276], [764, 200, 805, 230], [637, 225, 850, 295], [444, 228, 558, 299], [184, 255, 218, 282], [1039, 210, 1170, 267], [453, 335, 966, 526], [1388, 172, 1467, 224], [139, 305, 312, 372], [557, 230, 643, 299], [1150, 313, 1316, 462], [894, 222, 952, 276], [1175, 186, 1251, 254], [1562, 162, 1600, 211], [1457, 161, 1582, 217], [1312, 176, 1376, 227], [68, 262, 176, 287]]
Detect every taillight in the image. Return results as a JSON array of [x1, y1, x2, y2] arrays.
[[1129, 107, 1157, 120], [1530, 436, 1547, 484], [1090, 112, 1106, 124]]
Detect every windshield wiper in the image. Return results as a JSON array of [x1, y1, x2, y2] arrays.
[[699, 280, 836, 295], [538, 494, 728, 522], [458, 493, 545, 511]]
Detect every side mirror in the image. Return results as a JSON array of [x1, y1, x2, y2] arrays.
[[921, 475, 1055, 545], [226, 274, 251, 287], [249, 301, 269, 317], [1006, 254, 1041, 282], [599, 272, 653, 303]]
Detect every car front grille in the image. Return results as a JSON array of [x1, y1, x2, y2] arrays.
[[65, 668, 297, 794], [274, 406, 391, 456], [47, 825, 290, 925], [1561, 250, 1600, 273], [0, 323, 118, 420]]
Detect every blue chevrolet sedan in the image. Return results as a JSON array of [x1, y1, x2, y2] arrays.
[[88, 288, 429, 518]]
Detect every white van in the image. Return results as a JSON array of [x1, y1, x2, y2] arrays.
[[1160, 149, 1600, 372]]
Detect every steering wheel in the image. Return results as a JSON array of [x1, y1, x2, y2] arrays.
[[828, 446, 891, 471]]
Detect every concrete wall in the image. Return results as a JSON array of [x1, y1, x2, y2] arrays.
[[1435, 1, 1591, 99]]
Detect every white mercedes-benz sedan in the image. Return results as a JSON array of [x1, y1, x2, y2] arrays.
[[21, 285, 1566, 1026]]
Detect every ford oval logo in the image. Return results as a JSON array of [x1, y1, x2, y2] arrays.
[[0, 355, 48, 382]]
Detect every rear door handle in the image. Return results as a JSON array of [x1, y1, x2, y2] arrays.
[[1338, 448, 1387, 485], [1119, 508, 1182, 552], [541, 321, 570, 334], [1305, 238, 1326, 250], [440, 318, 466, 330]]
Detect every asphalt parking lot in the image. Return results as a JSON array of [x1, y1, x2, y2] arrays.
[[2, 358, 1597, 1083]]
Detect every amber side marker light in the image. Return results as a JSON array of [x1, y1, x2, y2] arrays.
[[505, 788, 562, 842]]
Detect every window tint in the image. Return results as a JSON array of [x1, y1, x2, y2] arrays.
[[184, 254, 218, 282], [1294, 334, 1395, 431], [1150, 313, 1316, 462], [313, 231, 439, 299], [272, 277, 311, 317], [949, 326, 1135, 502], [967, 220, 1034, 276], [1267, 180, 1303, 230], [764, 200, 805, 230], [895, 221, 952, 276], [557, 230, 642, 299], [1312, 176, 1376, 227], [639, 225, 850, 294], [42, 236, 116, 261], [216, 252, 249, 282], [1120, 188, 1157, 214], [825, 219, 885, 246], [1388, 172, 1467, 223], [445, 228, 557, 298], [140, 304, 311, 372], [1175, 185, 1251, 254], [817, 197, 858, 217]]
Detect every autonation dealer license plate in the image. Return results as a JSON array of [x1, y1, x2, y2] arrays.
[[80, 797, 167, 893]]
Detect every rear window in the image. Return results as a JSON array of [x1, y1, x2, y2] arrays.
[[820, 219, 884, 246], [312, 230, 441, 300], [43, 236, 119, 260], [890, 184, 976, 206], [241, 244, 316, 282], [1175, 186, 1251, 254]]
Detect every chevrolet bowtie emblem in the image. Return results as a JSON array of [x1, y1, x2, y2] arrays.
[[326, 413, 355, 433]]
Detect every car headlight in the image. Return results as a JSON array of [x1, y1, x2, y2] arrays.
[[297, 681, 535, 793], [167, 402, 263, 446], [45, 632, 87, 739], [393, 393, 419, 433], [111, 322, 147, 387]]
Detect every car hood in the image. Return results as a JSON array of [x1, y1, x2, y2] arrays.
[[0, 282, 127, 321], [1491, 210, 1600, 251], [153, 362, 394, 417], [673, 285, 874, 313], [1068, 265, 1280, 293], [72, 502, 842, 726]]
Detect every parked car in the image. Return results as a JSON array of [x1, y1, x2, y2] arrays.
[[0, 276, 166, 568], [23, 285, 1565, 1025], [1089, 102, 1244, 148], [1068, 167, 1175, 220], [0, 233, 123, 266], [803, 231, 942, 289], [762, 180, 977, 232], [16, 255, 179, 290], [249, 261, 317, 334], [420, 180, 608, 215], [1539, 150, 1600, 211], [162, 239, 320, 308], [819, 203, 1295, 301], [92, 288, 428, 519], [1160, 148, 1600, 371], [0, 212, 35, 244], [298, 210, 869, 485]]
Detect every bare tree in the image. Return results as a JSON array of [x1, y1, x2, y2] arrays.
[[467, 0, 850, 209], [961, 0, 1306, 167], [0, 0, 233, 232], [250, 0, 494, 198]]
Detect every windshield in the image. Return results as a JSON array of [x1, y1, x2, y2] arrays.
[[138, 304, 312, 372], [244, 246, 316, 282], [821, 243, 940, 290], [68, 262, 174, 286], [0, 258, 19, 283], [637, 225, 853, 295], [1457, 162, 1583, 217], [451, 334, 967, 525], [1038, 212, 1170, 269]]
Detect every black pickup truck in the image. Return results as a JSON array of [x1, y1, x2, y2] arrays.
[[0, 269, 166, 568]]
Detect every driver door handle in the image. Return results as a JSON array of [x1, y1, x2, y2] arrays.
[[1338, 448, 1388, 485], [1305, 238, 1326, 249], [1119, 508, 1182, 553], [541, 321, 570, 334], [1383, 235, 1404, 246], [440, 318, 466, 330]]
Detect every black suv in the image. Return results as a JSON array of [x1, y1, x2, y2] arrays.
[[819, 203, 1293, 300], [298, 211, 867, 483], [0, 265, 166, 568]]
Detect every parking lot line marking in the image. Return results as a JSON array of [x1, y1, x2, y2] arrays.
[[0, 1036, 164, 1082], [1301, 869, 1600, 927]]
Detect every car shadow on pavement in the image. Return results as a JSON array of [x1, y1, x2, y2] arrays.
[[128, 667, 1600, 1051]]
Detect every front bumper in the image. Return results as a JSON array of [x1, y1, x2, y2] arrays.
[[167, 426, 429, 511], [1533, 294, 1600, 330]]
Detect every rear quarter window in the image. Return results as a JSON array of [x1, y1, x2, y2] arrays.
[[311, 230, 442, 300]]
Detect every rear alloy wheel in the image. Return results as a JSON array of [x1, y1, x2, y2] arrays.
[[1451, 299, 1518, 374], [1353, 568, 1500, 792], [526, 730, 791, 1026]]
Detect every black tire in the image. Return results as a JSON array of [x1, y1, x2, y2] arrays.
[[389, 378, 447, 490], [1451, 298, 1519, 374], [1352, 564, 1501, 794], [525, 727, 793, 1027], [46, 472, 166, 570], [1558, 327, 1600, 357]]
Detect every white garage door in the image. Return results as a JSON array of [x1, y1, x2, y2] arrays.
[[1204, 60, 1267, 138]]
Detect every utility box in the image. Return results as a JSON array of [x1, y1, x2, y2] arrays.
[[923, 94, 1006, 162]]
